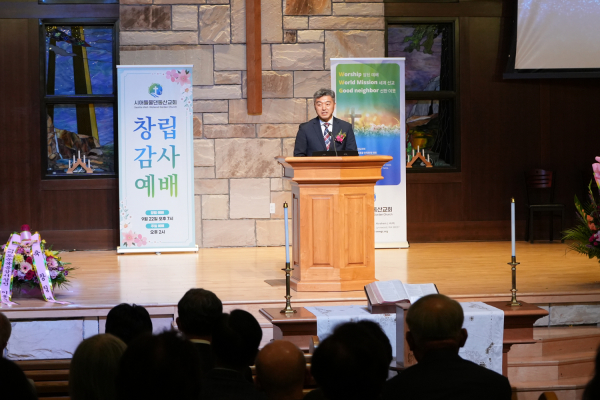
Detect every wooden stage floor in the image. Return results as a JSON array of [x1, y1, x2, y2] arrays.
[[3, 241, 600, 312]]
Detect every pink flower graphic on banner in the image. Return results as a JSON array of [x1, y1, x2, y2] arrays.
[[166, 69, 179, 82], [134, 234, 147, 247], [178, 71, 191, 86], [123, 230, 136, 247]]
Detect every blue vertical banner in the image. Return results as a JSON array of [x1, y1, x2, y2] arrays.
[[331, 58, 408, 248], [117, 65, 197, 253]]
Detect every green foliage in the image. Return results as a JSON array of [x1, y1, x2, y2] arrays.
[[563, 180, 600, 263], [403, 25, 440, 55]]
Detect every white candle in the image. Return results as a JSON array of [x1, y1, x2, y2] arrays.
[[69, 160, 71, 168], [422, 149, 425, 156], [284, 203, 290, 263], [427, 154, 430, 162], [511, 198, 516, 257], [73, 155, 75, 162], [78, 151, 80, 159], [88, 160, 91, 168], [412, 149, 415, 157], [417, 146, 420, 153], [83, 154, 86, 163]]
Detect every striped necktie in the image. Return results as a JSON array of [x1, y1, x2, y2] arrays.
[[323, 122, 331, 150]]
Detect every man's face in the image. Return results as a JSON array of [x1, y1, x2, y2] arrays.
[[314, 95, 336, 121]]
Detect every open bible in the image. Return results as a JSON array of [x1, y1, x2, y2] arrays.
[[365, 280, 439, 314]]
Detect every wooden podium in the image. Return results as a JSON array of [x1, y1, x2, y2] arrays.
[[276, 156, 392, 292]]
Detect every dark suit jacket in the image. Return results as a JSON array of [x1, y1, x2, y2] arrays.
[[293, 117, 358, 157], [191, 341, 214, 377], [381, 350, 512, 400], [201, 368, 267, 400]]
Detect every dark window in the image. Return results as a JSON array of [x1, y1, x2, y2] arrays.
[[387, 20, 459, 170], [42, 20, 118, 178]]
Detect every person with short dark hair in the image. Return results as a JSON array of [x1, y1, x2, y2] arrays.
[[255, 340, 307, 400], [381, 294, 512, 400], [177, 288, 223, 374], [0, 357, 38, 400], [310, 320, 392, 400], [116, 331, 202, 400], [293, 88, 358, 157], [0, 312, 11, 355], [201, 309, 266, 400], [105, 303, 152, 344], [70, 334, 126, 400], [583, 345, 600, 400]]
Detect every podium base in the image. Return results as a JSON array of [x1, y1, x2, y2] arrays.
[[291, 277, 376, 292]]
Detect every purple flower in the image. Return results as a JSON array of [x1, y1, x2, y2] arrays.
[[50, 270, 58, 279], [13, 270, 18, 277], [64, 271, 68, 276], [17, 270, 25, 280], [58, 267, 64, 271]]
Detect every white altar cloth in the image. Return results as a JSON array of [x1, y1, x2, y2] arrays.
[[305, 301, 504, 374]]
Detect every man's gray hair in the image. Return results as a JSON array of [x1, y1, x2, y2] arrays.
[[313, 88, 335, 103], [406, 294, 464, 343]]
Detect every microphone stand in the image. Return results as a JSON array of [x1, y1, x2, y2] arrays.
[[331, 128, 338, 156]]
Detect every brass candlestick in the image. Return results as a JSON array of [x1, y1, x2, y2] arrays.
[[508, 256, 521, 307], [280, 262, 296, 314]]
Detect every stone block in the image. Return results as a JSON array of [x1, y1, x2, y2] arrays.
[[345, 0, 382, 3], [229, 98, 307, 123], [204, 124, 255, 138], [120, 46, 213, 85], [120, 6, 171, 30], [194, 179, 229, 194], [258, 124, 298, 138], [154, 0, 205, 4], [195, 195, 202, 246], [83, 318, 99, 339], [193, 139, 215, 166], [283, 16, 309, 29], [272, 44, 323, 70], [215, 139, 281, 177], [262, 0, 283, 43], [194, 85, 242, 100], [193, 115, 203, 137], [203, 220, 255, 247], [284, 30, 297, 43], [204, 113, 229, 124], [285, 0, 331, 15], [208, 0, 229, 3], [549, 304, 600, 325], [214, 44, 246, 70], [333, 3, 383, 15], [294, 71, 330, 97], [120, 0, 151, 4], [172, 6, 199, 30], [256, 219, 291, 246], [271, 178, 283, 190], [120, 31, 199, 46], [283, 179, 292, 190], [199, 5, 231, 43], [283, 138, 296, 157], [309, 16, 384, 30], [297, 29, 324, 42], [242, 71, 294, 98], [202, 195, 229, 219], [270, 190, 292, 218], [231, 0, 246, 43], [194, 167, 216, 179], [215, 71, 242, 84], [7, 320, 83, 360], [324, 30, 384, 69], [263, 44, 272, 70], [193, 100, 229, 112], [230, 178, 271, 218]]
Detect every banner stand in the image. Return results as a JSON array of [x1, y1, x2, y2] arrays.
[[331, 58, 408, 249]]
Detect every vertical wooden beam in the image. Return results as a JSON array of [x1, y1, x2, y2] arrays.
[[246, 0, 262, 115]]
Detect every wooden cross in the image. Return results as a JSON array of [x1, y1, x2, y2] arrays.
[[246, 0, 262, 115], [344, 108, 362, 128]]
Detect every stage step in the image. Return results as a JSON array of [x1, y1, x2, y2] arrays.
[[511, 377, 588, 400], [509, 326, 600, 358], [508, 351, 595, 382]]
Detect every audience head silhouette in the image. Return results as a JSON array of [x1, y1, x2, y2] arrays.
[[0, 312, 11, 353], [116, 331, 202, 400], [255, 340, 306, 400], [105, 303, 153, 344], [311, 320, 392, 400], [70, 333, 126, 400], [212, 309, 262, 371], [406, 293, 467, 361], [583, 344, 600, 400], [0, 358, 37, 400], [177, 288, 223, 340]]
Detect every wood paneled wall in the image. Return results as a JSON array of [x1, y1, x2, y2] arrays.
[[390, 0, 599, 242], [0, 11, 119, 250]]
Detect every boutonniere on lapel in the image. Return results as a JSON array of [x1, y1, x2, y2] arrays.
[[335, 131, 346, 143]]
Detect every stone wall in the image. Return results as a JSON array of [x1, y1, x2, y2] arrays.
[[119, 0, 384, 247]]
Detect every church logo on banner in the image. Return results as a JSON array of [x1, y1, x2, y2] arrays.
[[117, 65, 197, 254], [331, 58, 408, 248]]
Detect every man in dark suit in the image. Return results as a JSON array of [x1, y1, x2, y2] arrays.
[[381, 294, 512, 400], [293, 88, 358, 156]]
